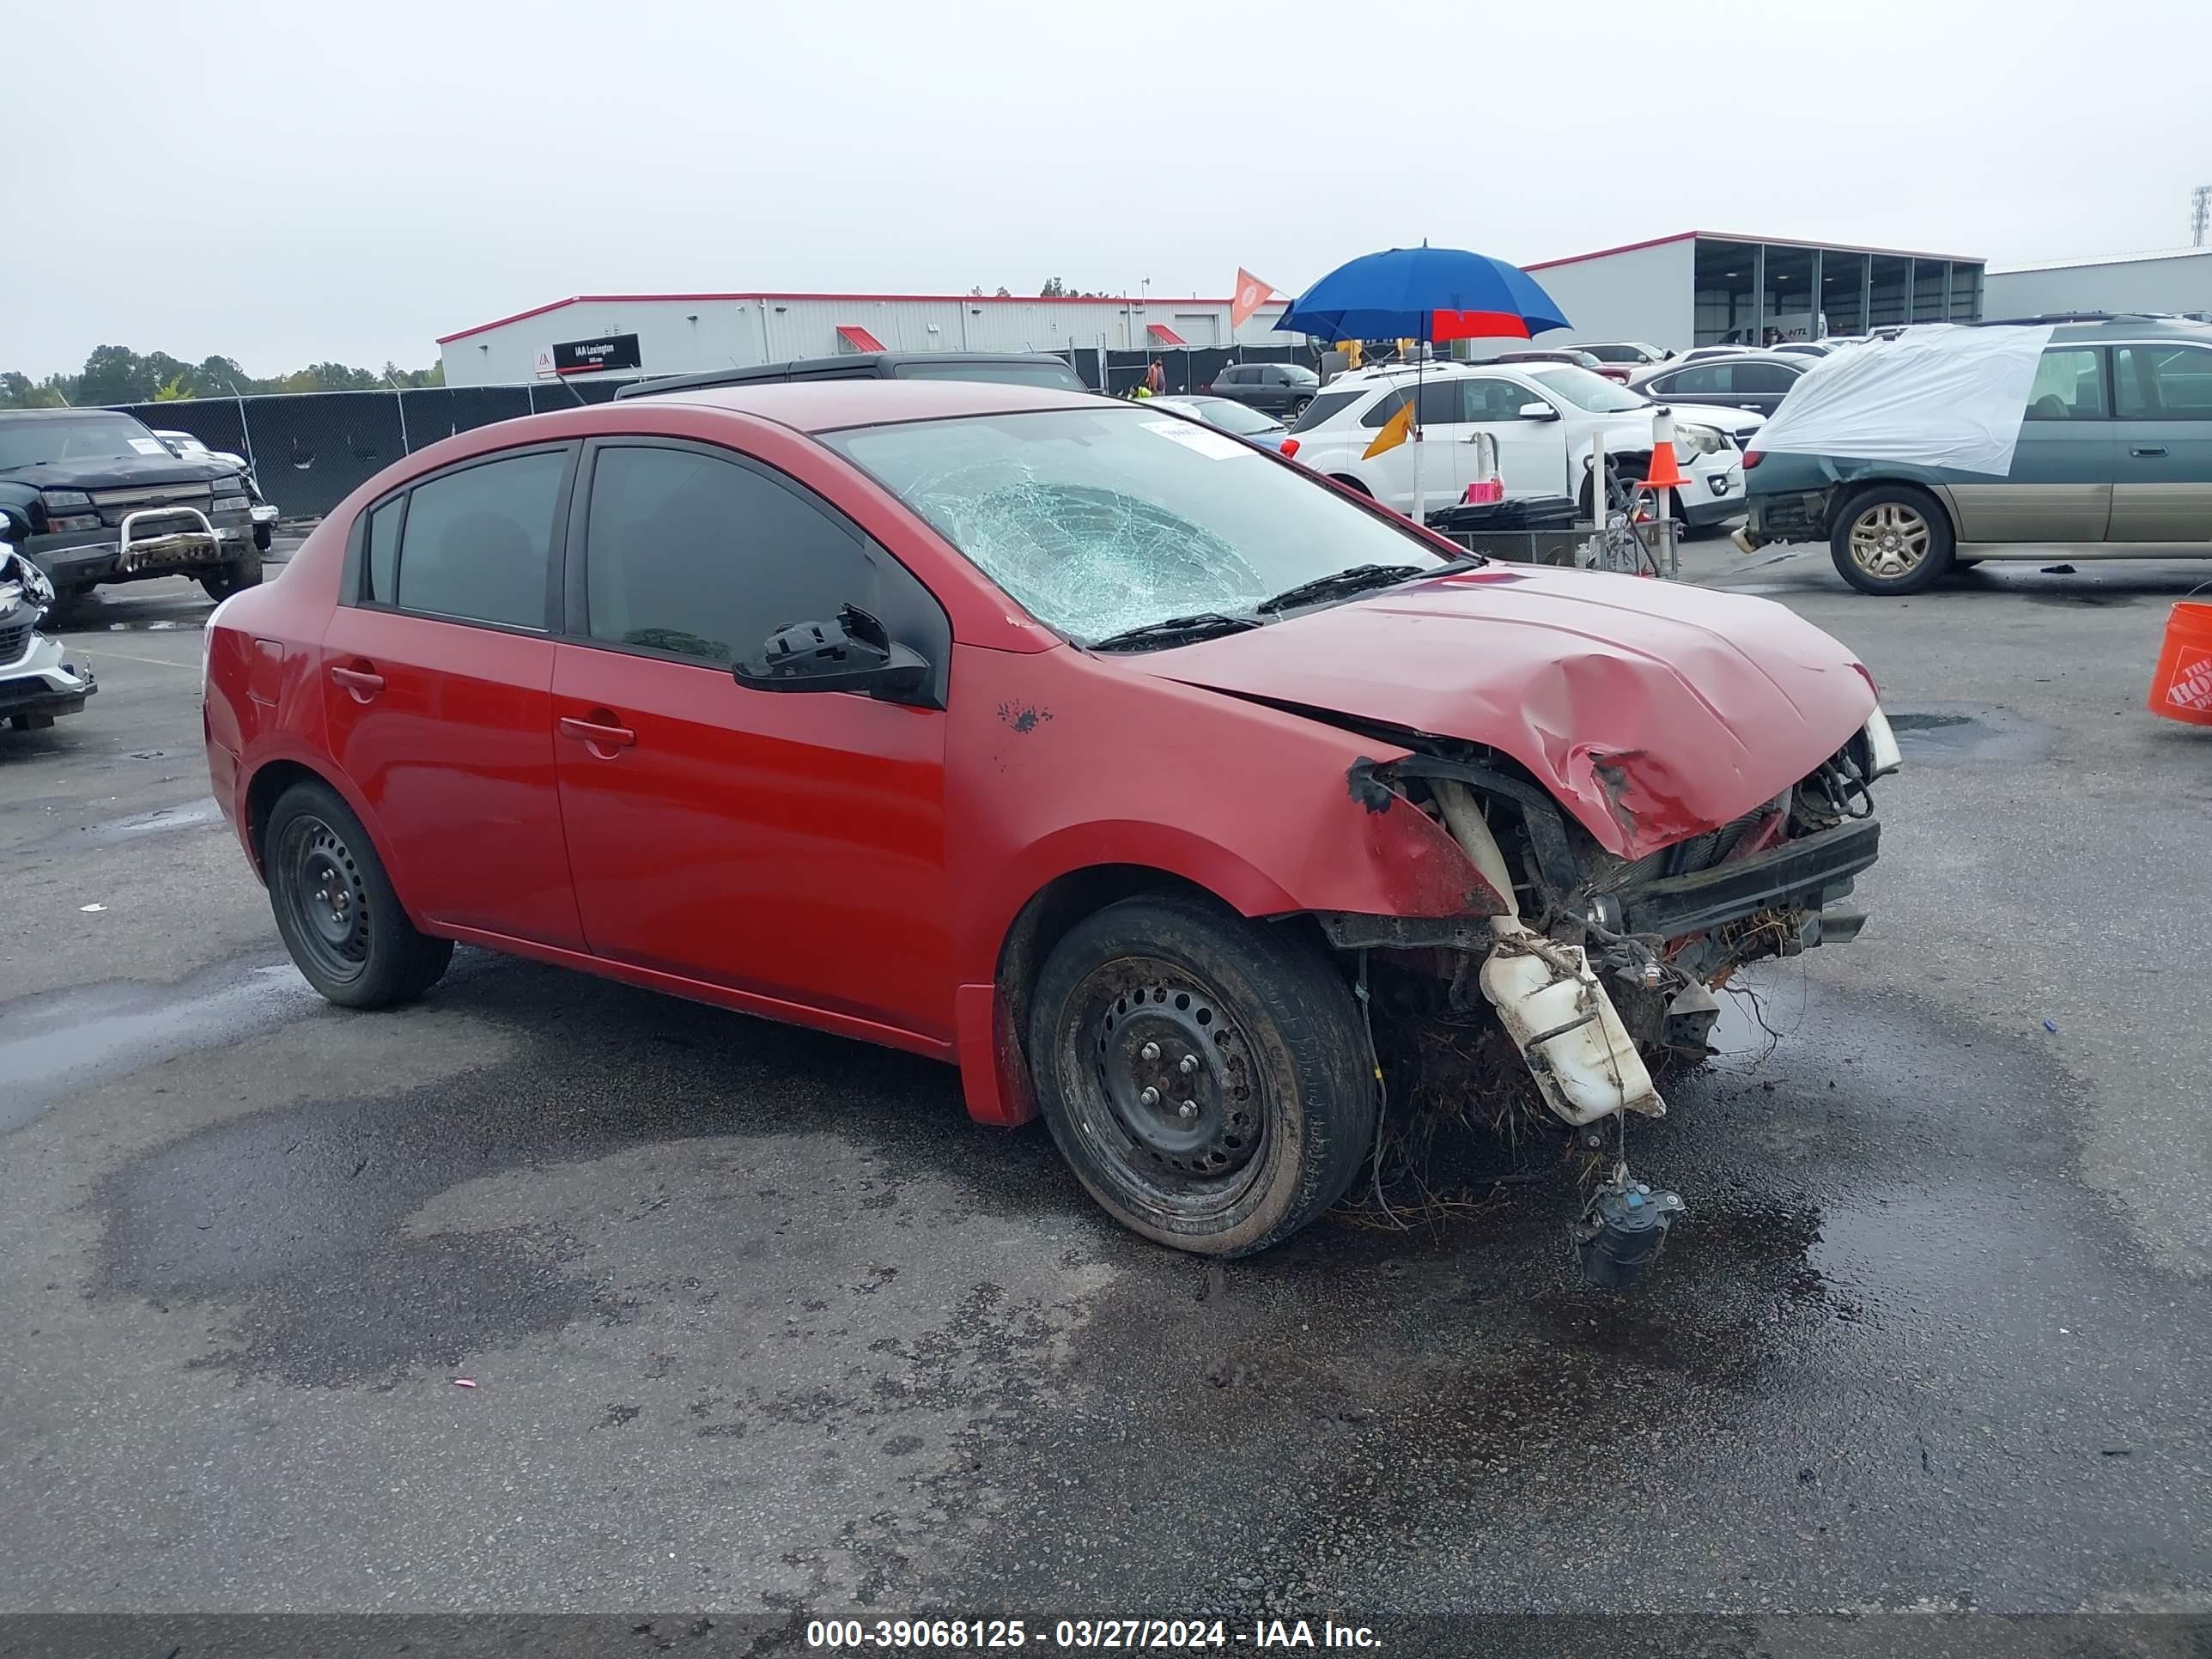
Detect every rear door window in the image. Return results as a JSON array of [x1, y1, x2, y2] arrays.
[[1733, 363, 1799, 394], [1359, 388, 1412, 428], [2025, 348, 2106, 420], [1659, 363, 1729, 396], [392, 449, 566, 629], [365, 498, 403, 603], [1417, 380, 1464, 425]]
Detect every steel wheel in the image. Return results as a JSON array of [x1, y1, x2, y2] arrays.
[[1847, 500, 1933, 580], [275, 814, 373, 985], [1060, 957, 1271, 1223]]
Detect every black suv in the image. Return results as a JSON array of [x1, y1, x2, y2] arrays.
[[1200, 362, 1322, 416], [613, 351, 1088, 399], [0, 409, 264, 603]]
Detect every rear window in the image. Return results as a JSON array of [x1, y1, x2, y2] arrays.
[[392, 450, 564, 629], [1290, 389, 1367, 432], [1187, 399, 1279, 436], [1582, 344, 1640, 362], [893, 360, 1086, 391]]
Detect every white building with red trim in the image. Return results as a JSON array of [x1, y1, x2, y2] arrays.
[[436, 290, 1299, 387]]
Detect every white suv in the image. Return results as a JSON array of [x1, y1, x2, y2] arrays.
[[1288, 361, 1759, 525]]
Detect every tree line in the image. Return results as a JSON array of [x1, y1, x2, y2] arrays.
[[2, 345, 445, 410]]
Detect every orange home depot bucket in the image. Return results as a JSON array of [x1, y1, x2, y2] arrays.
[[2148, 599, 2212, 726]]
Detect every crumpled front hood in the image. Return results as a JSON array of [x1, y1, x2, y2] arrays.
[[1128, 564, 1877, 857]]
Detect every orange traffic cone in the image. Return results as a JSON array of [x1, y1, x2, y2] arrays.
[[2148, 598, 2212, 726], [1642, 437, 1690, 493]]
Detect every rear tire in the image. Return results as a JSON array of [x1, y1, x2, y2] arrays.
[[1027, 892, 1375, 1257], [264, 779, 452, 1008], [1328, 474, 1373, 497], [1830, 484, 1954, 594]]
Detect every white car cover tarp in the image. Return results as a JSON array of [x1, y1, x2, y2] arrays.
[[1747, 324, 2056, 477]]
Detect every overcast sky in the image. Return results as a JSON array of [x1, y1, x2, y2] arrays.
[[6, 0, 2206, 379]]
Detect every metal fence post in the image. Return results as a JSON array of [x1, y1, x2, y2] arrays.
[[393, 388, 410, 456], [230, 385, 257, 476]]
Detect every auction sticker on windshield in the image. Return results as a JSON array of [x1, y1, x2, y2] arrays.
[[1140, 420, 1246, 461], [127, 438, 169, 454]]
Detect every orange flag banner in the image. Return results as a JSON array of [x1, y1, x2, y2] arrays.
[[1363, 397, 1416, 459], [1230, 269, 1275, 332]]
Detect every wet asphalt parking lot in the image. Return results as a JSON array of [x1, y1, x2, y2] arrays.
[[3, 538, 2209, 1633]]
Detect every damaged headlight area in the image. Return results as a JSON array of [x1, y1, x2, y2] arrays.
[[1327, 730, 1887, 1287]]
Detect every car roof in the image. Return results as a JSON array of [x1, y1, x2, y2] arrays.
[[612, 350, 1081, 399], [2044, 314, 2212, 343], [643, 377, 1112, 432], [0, 407, 115, 422], [1641, 349, 1803, 368]]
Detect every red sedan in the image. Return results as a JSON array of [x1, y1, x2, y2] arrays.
[[204, 380, 1896, 1275]]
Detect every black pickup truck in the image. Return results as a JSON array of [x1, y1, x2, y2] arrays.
[[0, 408, 264, 603]]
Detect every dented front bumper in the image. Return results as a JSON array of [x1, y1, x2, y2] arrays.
[[1617, 817, 1880, 939]]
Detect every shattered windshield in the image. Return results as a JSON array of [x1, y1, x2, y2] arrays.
[[824, 406, 1452, 645]]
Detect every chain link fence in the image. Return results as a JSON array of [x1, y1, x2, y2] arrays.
[[109, 347, 1333, 523]]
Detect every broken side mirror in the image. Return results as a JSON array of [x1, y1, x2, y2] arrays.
[[734, 603, 930, 698]]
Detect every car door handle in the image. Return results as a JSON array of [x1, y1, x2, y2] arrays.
[[559, 714, 636, 750], [328, 665, 385, 699], [2130, 445, 2169, 458]]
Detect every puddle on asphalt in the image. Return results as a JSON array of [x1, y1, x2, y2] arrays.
[[0, 957, 322, 1134], [1887, 703, 2060, 763], [32, 796, 223, 853]]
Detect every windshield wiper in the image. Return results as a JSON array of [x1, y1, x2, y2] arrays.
[[1255, 557, 1480, 616], [1087, 611, 1261, 652]]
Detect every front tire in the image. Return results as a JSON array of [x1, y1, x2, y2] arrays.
[[200, 550, 263, 601], [1831, 485, 1954, 594], [264, 779, 452, 1008], [1027, 892, 1376, 1257]]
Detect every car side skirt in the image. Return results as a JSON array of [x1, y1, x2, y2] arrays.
[[434, 922, 958, 1066]]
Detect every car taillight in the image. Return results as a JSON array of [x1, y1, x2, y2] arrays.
[[1278, 437, 1300, 459], [1742, 449, 1762, 469]]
